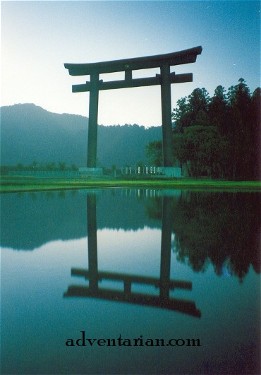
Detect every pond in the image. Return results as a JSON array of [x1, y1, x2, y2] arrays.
[[1, 188, 260, 374]]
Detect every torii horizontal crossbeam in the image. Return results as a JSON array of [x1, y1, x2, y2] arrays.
[[70, 268, 193, 290], [64, 285, 201, 317], [72, 73, 193, 92], [64, 46, 202, 76]]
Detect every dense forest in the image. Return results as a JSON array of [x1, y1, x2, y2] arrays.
[[147, 79, 260, 180]]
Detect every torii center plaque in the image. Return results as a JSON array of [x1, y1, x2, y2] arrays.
[[64, 46, 202, 168]]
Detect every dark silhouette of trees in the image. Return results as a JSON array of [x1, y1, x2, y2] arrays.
[[145, 192, 260, 281], [208, 85, 228, 133], [174, 126, 229, 177], [250, 87, 261, 179], [171, 192, 260, 280], [1, 162, 79, 173], [172, 87, 211, 131], [147, 79, 260, 180]]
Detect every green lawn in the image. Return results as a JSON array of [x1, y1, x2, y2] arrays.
[[1, 175, 260, 193]]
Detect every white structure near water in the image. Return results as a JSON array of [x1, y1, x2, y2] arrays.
[[79, 167, 103, 176], [123, 166, 182, 178]]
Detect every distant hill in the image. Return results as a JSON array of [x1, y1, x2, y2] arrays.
[[0, 104, 161, 167]]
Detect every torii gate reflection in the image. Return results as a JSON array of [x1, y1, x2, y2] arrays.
[[64, 193, 201, 318]]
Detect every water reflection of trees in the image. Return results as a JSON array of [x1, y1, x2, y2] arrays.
[[146, 192, 260, 280]]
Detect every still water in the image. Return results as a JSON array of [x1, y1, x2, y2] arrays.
[[1, 188, 260, 374]]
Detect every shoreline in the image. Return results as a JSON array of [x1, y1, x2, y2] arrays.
[[1, 176, 260, 193]]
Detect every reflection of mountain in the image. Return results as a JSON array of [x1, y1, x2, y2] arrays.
[[146, 192, 260, 280], [1, 189, 260, 280], [0, 190, 161, 250], [1, 191, 86, 250]]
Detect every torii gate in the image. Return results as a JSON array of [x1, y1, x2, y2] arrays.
[[64, 46, 202, 168]]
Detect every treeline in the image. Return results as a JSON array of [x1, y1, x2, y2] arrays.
[[0, 161, 78, 174], [147, 79, 260, 180]]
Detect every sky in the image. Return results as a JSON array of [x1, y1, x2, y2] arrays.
[[1, 1, 260, 126]]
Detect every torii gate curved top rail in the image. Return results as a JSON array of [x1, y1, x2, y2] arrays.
[[64, 46, 202, 168], [64, 46, 202, 75]]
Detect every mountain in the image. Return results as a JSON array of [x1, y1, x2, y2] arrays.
[[0, 104, 161, 167]]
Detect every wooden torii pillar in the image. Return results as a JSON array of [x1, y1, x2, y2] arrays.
[[64, 46, 202, 168]]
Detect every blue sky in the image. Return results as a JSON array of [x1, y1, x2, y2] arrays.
[[1, 1, 260, 126]]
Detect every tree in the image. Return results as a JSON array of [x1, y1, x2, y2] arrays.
[[46, 162, 56, 171], [187, 87, 210, 125], [249, 88, 261, 179], [146, 141, 162, 166], [58, 162, 66, 171], [172, 133, 186, 165], [227, 79, 254, 179], [208, 85, 228, 134], [16, 163, 24, 170], [172, 97, 190, 132], [30, 161, 39, 171], [172, 88, 210, 132], [71, 164, 78, 171], [180, 126, 229, 178]]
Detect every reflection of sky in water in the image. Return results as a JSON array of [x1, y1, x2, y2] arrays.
[[97, 228, 161, 277], [1, 190, 260, 374], [2, 228, 260, 374]]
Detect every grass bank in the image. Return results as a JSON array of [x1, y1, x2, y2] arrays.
[[1, 175, 260, 193]]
